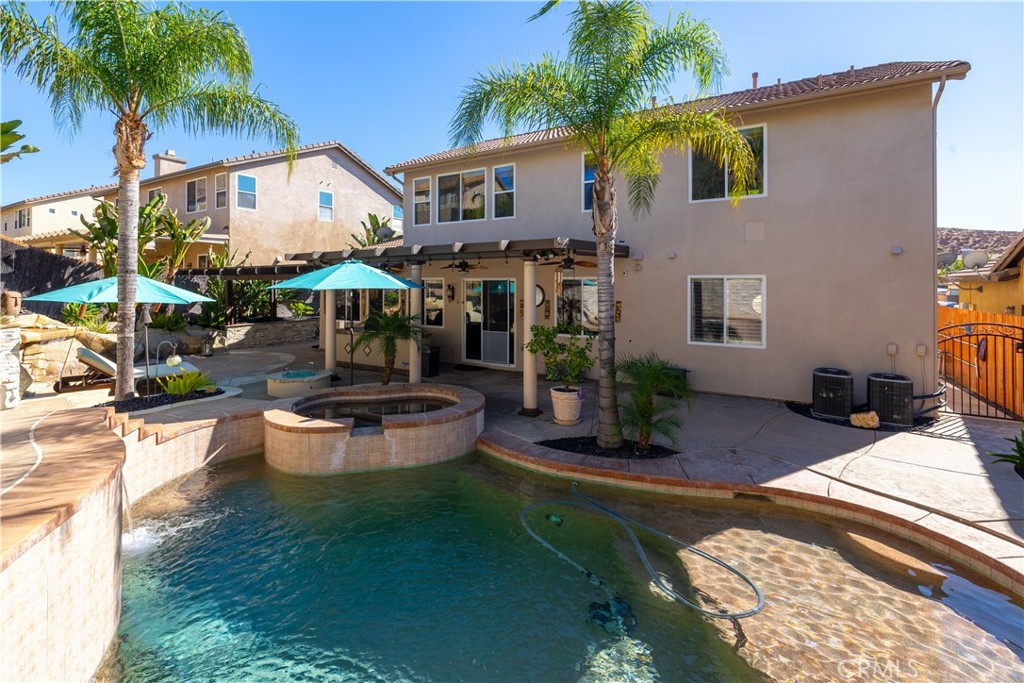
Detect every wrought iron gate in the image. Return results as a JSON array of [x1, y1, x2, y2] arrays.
[[937, 322, 1024, 420]]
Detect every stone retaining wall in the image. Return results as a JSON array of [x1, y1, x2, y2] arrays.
[[224, 318, 318, 350]]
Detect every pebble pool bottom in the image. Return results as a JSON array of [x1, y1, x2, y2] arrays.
[[107, 455, 1023, 683]]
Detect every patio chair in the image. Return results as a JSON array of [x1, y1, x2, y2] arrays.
[[54, 347, 200, 394]]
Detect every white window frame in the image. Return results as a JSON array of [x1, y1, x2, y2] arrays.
[[16, 208, 30, 229], [421, 277, 445, 328], [317, 189, 334, 221], [214, 173, 227, 209], [581, 153, 597, 213], [687, 275, 766, 349], [555, 275, 598, 336], [492, 163, 515, 220], [236, 174, 257, 211], [147, 187, 163, 203], [197, 254, 209, 269], [412, 177, 431, 226], [688, 124, 767, 203], [436, 168, 486, 224], [186, 178, 207, 213]]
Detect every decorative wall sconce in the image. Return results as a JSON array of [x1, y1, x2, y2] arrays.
[[446, 284, 455, 302]]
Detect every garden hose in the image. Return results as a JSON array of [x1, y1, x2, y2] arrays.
[[520, 483, 765, 620]]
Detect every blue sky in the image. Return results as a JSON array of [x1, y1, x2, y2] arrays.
[[2, 1, 1021, 231]]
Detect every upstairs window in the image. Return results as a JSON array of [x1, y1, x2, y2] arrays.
[[413, 178, 431, 225], [318, 191, 334, 221], [17, 208, 31, 229], [690, 125, 765, 201], [147, 187, 163, 203], [438, 169, 485, 223], [689, 276, 765, 347], [237, 174, 257, 210], [214, 173, 227, 209], [186, 179, 207, 212], [582, 153, 597, 212], [493, 165, 515, 219]]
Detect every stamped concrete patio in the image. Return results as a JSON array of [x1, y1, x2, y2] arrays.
[[3, 341, 1022, 592]]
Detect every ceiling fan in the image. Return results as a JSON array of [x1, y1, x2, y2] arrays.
[[539, 254, 596, 270], [441, 259, 487, 273], [374, 262, 405, 274]]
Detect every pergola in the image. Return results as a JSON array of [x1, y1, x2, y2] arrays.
[[182, 236, 630, 415]]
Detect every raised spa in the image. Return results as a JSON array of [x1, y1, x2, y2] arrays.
[[263, 383, 484, 475]]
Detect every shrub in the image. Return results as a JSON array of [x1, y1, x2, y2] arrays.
[[988, 421, 1024, 469], [616, 352, 694, 451], [524, 324, 594, 389], [150, 311, 187, 332], [157, 370, 213, 395], [61, 303, 109, 332]]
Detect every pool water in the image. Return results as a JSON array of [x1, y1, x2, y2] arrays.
[[105, 456, 1023, 683], [298, 400, 452, 425]]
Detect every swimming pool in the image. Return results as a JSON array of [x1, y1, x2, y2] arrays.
[[105, 455, 1023, 682]]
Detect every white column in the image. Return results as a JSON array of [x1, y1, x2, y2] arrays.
[[323, 289, 336, 371], [519, 258, 541, 416], [408, 263, 422, 383]]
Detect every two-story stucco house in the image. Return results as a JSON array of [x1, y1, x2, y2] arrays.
[[295, 60, 969, 410], [2, 140, 402, 269], [2, 185, 113, 258]]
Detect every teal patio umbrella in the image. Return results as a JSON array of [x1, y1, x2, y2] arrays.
[[25, 275, 213, 305], [26, 276, 213, 391], [270, 259, 421, 383]]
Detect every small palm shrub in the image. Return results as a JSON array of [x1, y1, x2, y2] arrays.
[[157, 370, 213, 395], [353, 310, 421, 385], [616, 352, 694, 451], [988, 422, 1024, 472]]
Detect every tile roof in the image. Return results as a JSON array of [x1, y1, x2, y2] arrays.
[[4, 184, 115, 208], [384, 60, 969, 173]]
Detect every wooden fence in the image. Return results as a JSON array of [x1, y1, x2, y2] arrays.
[[937, 306, 1024, 419]]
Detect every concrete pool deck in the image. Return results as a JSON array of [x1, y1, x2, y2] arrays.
[[2, 341, 1022, 594]]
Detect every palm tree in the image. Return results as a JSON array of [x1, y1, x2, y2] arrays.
[[451, 0, 756, 448], [354, 310, 422, 385], [1, 1, 298, 399]]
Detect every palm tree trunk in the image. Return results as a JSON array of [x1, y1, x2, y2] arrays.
[[382, 355, 394, 385], [115, 167, 140, 400], [593, 171, 623, 448], [113, 114, 148, 400]]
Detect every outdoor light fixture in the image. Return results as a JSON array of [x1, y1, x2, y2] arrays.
[[446, 284, 456, 302]]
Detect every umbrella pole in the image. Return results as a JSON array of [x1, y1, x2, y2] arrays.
[[350, 328, 355, 386]]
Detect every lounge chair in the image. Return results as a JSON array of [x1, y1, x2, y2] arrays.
[[53, 347, 200, 394]]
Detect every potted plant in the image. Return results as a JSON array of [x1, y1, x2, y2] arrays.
[[353, 309, 422, 385], [988, 421, 1024, 480], [525, 324, 594, 425]]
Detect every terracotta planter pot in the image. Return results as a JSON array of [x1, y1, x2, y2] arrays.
[[551, 386, 583, 426]]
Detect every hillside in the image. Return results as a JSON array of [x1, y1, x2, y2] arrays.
[[937, 228, 1021, 257]]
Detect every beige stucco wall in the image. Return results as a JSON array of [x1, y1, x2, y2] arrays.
[[2, 194, 101, 240], [227, 149, 400, 264], [396, 84, 939, 404], [957, 277, 1024, 315]]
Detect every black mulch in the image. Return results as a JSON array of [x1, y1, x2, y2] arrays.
[[98, 388, 225, 413], [537, 436, 676, 460], [784, 401, 937, 432]]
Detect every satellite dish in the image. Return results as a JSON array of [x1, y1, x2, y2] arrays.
[[936, 252, 957, 268], [375, 226, 394, 240], [962, 250, 989, 270]]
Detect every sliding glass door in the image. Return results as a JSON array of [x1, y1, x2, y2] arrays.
[[463, 279, 516, 365]]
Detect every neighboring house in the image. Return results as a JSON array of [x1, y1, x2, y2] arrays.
[[292, 60, 968, 406], [1, 140, 403, 269], [945, 231, 1024, 314], [1, 185, 112, 259]]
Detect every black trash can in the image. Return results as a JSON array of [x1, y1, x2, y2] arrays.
[[812, 367, 853, 419], [421, 344, 440, 378], [867, 373, 913, 426]]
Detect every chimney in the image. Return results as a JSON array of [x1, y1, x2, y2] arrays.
[[817, 74, 824, 88], [152, 149, 188, 177], [752, 72, 758, 89], [849, 64, 855, 75]]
